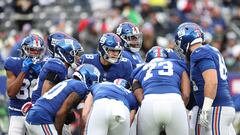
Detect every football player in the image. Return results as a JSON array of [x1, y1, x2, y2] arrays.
[[174, 22, 236, 135], [85, 78, 138, 135], [116, 22, 144, 69], [31, 37, 84, 104], [79, 33, 133, 82], [25, 64, 101, 135], [5, 34, 46, 135], [133, 46, 190, 135]]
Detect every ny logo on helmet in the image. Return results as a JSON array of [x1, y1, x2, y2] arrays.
[[177, 28, 185, 40]]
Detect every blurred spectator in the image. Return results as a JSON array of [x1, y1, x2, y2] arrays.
[[77, 17, 99, 53], [222, 31, 240, 70], [49, 18, 73, 36], [12, 0, 38, 31], [211, 24, 225, 51], [105, 7, 124, 32], [10, 23, 32, 57], [200, 16, 214, 34], [141, 22, 154, 53], [210, 6, 226, 30], [177, 0, 193, 13], [0, 1, 5, 13], [231, 6, 240, 28], [122, 2, 143, 25]]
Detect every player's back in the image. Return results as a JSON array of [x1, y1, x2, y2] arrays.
[[91, 82, 138, 111], [80, 53, 133, 82], [190, 44, 233, 107], [31, 58, 67, 103], [4, 57, 42, 116], [26, 79, 88, 124], [122, 50, 144, 69], [135, 58, 187, 95]]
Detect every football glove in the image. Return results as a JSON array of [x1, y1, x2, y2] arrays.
[[21, 58, 33, 73], [31, 63, 42, 74]]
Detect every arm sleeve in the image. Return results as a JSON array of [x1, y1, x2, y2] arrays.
[[45, 71, 62, 84], [197, 58, 216, 73]]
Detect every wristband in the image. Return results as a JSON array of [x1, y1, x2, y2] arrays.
[[202, 97, 213, 111]]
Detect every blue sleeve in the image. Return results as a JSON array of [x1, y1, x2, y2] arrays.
[[122, 59, 133, 82], [197, 59, 216, 73], [176, 60, 188, 73], [4, 57, 15, 71], [128, 93, 138, 110], [79, 55, 86, 64], [192, 47, 216, 72], [130, 65, 144, 83], [4, 57, 21, 72], [126, 62, 133, 82], [73, 81, 89, 100], [9, 41, 22, 57], [44, 59, 67, 80]]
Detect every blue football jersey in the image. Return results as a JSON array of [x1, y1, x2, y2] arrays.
[[190, 44, 234, 107], [90, 82, 138, 111], [26, 79, 88, 124], [134, 58, 187, 95], [4, 57, 44, 116], [31, 58, 67, 103], [122, 50, 144, 69], [79, 53, 133, 82]]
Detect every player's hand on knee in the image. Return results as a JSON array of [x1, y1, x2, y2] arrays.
[[198, 110, 210, 128], [22, 58, 33, 73]]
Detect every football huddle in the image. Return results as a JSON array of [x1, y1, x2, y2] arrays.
[[3, 21, 239, 135]]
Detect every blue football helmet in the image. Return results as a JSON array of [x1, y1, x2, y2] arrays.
[[21, 34, 45, 63], [47, 32, 71, 57], [55, 38, 84, 64], [114, 78, 131, 90], [73, 64, 102, 87], [145, 46, 168, 62], [116, 22, 143, 52], [174, 22, 204, 55], [98, 33, 124, 64]]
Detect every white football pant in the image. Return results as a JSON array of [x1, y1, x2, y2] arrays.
[[137, 93, 189, 135], [86, 98, 130, 135]]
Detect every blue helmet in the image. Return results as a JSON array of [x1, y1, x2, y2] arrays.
[[116, 22, 143, 52], [98, 33, 124, 64], [145, 46, 168, 62], [73, 64, 102, 87], [47, 32, 71, 57], [21, 34, 45, 63], [114, 78, 131, 90], [174, 22, 204, 54], [55, 38, 84, 64]]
